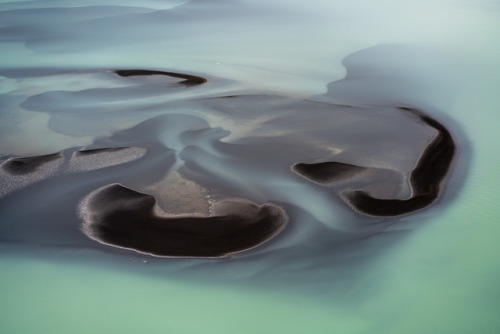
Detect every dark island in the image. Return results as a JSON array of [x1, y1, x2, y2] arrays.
[[114, 69, 207, 87], [80, 184, 288, 257], [293, 107, 456, 217]]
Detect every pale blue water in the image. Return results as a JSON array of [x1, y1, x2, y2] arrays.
[[1, 0, 500, 333]]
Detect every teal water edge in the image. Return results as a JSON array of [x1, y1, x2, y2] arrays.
[[1, 0, 500, 333]]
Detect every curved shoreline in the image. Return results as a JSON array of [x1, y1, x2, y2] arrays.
[[2, 152, 63, 175], [79, 184, 288, 258], [293, 107, 456, 217], [114, 69, 207, 87]]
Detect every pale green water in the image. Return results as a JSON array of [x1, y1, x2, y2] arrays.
[[0, 257, 365, 334], [1, 0, 500, 333]]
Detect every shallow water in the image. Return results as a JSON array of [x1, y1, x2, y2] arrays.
[[1, 0, 500, 333]]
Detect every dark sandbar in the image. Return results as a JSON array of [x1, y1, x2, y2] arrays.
[[2, 152, 62, 175], [74, 147, 130, 156], [293, 107, 455, 217], [80, 184, 288, 257], [114, 69, 207, 87]]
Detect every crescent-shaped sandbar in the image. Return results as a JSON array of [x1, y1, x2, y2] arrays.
[[293, 107, 456, 217], [114, 69, 207, 87], [79, 184, 288, 257], [343, 107, 455, 216]]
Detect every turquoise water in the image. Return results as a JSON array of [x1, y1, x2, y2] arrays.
[[1, 0, 500, 333]]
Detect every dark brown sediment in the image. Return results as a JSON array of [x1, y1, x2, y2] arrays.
[[343, 107, 455, 216], [292, 162, 367, 185], [2, 152, 62, 175], [114, 69, 207, 86], [81, 184, 288, 257], [74, 147, 130, 156], [294, 107, 456, 217]]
